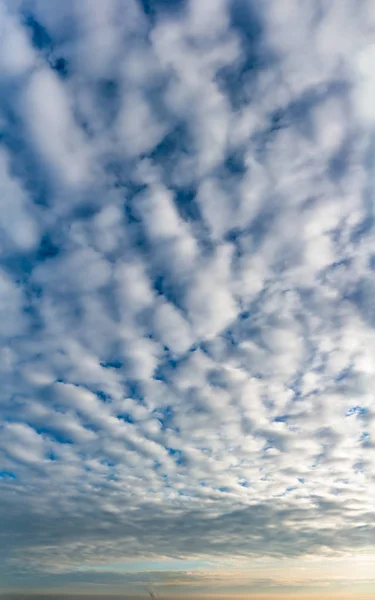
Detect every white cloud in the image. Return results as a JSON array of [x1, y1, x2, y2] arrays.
[[151, 2, 239, 176], [115, 259, 154, 320], [33, 246, 112, 293], [75, 0, 146, 77], [153, 298, 194, 355], [1, 0, 375, 593], [184, 243, 238, 339], [0, 149, 39, 250], [117, 91, 168, 157], [23, 68, 91, 186], [355, 44, 375, 123], [0, 269, 27, 337], [1, 422, 47, 466], [0, 2, 35, 76]]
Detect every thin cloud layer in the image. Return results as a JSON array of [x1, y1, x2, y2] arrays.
[[1, 0, 375, 595]]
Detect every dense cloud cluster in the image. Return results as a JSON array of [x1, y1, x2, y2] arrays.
[[1, 0, 375, 592]]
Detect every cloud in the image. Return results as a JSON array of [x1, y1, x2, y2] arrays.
[[1, 0, 375, 596], [23, 68, 92, 186], [0, 148, 39, 250], [0, 2, 35, 76]]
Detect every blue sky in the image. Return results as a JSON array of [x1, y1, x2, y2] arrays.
[[1, 0, 375, 598]]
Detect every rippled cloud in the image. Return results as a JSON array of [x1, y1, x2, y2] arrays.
[[1, 0, 375, 597]]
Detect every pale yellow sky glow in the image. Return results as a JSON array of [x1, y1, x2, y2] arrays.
[[147, 554, 375, 598], [7, 554, 374, 599]]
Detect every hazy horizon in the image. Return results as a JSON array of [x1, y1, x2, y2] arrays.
[[2, 592, 375, 600], [2, 593, 375, 600]]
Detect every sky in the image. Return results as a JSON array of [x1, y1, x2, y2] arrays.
[[1, 0, 375, 598]]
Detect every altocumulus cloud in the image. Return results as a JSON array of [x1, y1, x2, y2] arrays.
[[1, 0, 375, 593]]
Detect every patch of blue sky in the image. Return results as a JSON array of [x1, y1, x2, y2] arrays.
[[0, 471, 16, 480], [346, 406, 368, 417], [76, 557, 208, 574]]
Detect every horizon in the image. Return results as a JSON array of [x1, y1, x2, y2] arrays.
[[2, 592, 375, 600]]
